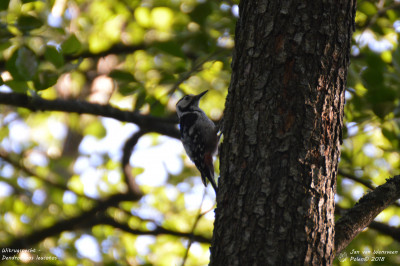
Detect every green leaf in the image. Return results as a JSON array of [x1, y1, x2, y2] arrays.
[[359, 2, 377, 16], [0, 0, 10, 11], [361, 53, 389, 101], [159, 73, 176, 84], [392, 44, 400, 73], [134, 89, 147, 110], [45, 46, 64, 68], [68, 175, 84, 195], [109, 70, 136, 82], [0, 41, 12, 52], [21, 0, 39, 3], [6, 46, 38, 81], [0, 22, 14, 40], [382, 127, 397, 142], [84, 120, 106, 139], [17, 15, 43, 32], [189, 2, 213, 25], [147, 96, 165, 116], [189, 31, 215, 51], [4, 80, 28, 93], [361, 66, 383, 89], [61, 34, 82, 55], [119, 83, 143, 96], [33, 70, 59, 91], [154, 41, 185, 58], [372, 102, 395, 119]]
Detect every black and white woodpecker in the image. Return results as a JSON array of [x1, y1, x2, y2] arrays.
[[176, 90, 219, 194]]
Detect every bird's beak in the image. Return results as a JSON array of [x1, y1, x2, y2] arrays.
[[194, 90, 208, 100]]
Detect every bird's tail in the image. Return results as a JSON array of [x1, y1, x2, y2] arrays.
[[201, 172, 218, 194], [202, 153, 218, 194]]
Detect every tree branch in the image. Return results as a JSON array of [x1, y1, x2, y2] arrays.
[[0, 92, 180, 139], [335, 175, 400, 254], [65, 43, 146, 62], [100, 215, 211, 244], [0, 192, 210, 257], [0, 148, 95, 198], [122, 129, 148, 195], [368, 221, 400, 243], [0, 193, 135, 253], [336, 205, 400, 243], [338, 169, 374, 190], [338, 169, 400, 208], [181, 190, 207, 266]]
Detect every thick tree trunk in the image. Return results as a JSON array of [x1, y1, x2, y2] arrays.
[[211, 1, 356, 265]]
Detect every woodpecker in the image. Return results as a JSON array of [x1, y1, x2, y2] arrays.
[[176, 90, 219, 194]]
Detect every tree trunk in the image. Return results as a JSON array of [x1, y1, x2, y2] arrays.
[[211, 1, 356, 265]]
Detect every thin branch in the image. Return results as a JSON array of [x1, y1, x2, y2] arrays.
[[181, 190, 207, 266], [0, 193, 135, 254], [338, 169, 400, 208], [0, 43, 146, 71], [335, 175, 400, 254], [164, 50, 228, 98], [0, 92, 180, 139], [0, 149, 95, 200], [368, 221, 400, 243], [122, 129, 148, 195], [100, 215, 211, 245], [0, 192, 210, 258], [0, 176, 25, 195], [65, 43, 146, 62], [338, 169, 374, 190]]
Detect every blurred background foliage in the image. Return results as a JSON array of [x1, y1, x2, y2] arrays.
[[0, 0, 399, 265]]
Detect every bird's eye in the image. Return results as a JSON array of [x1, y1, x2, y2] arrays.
[[184, 96, 189, 100]]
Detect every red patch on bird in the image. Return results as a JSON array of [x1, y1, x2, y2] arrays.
[[204, 153, 212, 165], [204, 153, 214, 173]]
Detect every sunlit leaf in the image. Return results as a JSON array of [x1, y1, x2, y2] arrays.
[[68, 175, 84, 195], [84, 120, 106, 139], [358, 2, 377, 16], [151, 7, 174, 30], [134, 7, 151, 28]]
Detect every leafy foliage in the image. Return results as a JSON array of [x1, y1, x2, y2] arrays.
[[0, 0, 399, 265], [336, 0, 400, 264]]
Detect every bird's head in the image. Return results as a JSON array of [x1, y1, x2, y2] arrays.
[[176, 90, 208, 117]]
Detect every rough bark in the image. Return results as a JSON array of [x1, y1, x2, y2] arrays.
[[211, 1, 356, 265]]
